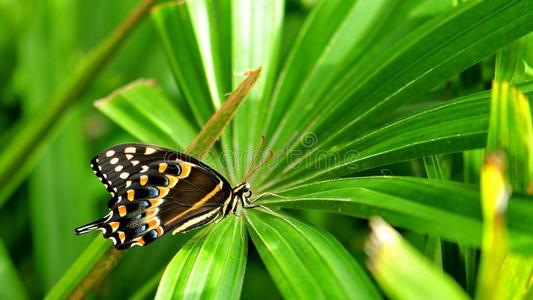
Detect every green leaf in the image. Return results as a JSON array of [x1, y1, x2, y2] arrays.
[[0, 238, 27, 300], [11, 0, 101, 290], [151, 2, 216, 126], [261, 0, 533, 184], [187, 0, 232, 110], [367, 218, 469, 300], [186, 67, 262, 159], [486, 81, 533, 191], [264, 0, 402, 149], [155, 216, 247, 300], [45, 238, 109, 300], [495, 33, 533, 84], [261, 91, 487, 190], [230, 0, 284, 180], [480, 52, 533, 298], [421, 156, 444, 266], [423, 156, 444, 179], [258, 177, 533, 250], [95, 80, 198, 150], [261, 82, 533, 191], [245, 209, 381, 300], [492, 255, 533, 300], [476, 155, 509, 300], [313, 0, 533, 143]]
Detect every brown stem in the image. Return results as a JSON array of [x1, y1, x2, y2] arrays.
[[187, 67, 263, 159], [68, 249, 123, 300]]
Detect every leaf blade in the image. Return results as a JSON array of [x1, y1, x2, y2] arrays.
[[367, 218, 469, 300], [95, 80, 198, 149], [259, 177, 533, 250], [246, 209, 381, 300], [155, 216, 247, 300]]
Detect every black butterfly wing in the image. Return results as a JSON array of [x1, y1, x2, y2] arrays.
[[76, 143, 233, 250]]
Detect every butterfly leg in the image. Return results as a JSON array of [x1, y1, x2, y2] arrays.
[[242, 196, 257, 209], [234, 202, 243, 217]]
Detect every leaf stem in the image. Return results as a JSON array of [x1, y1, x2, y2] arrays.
[[187, 67, 263, 159]]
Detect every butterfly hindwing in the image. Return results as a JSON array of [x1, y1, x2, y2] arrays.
[[77, 143, 233, 249]]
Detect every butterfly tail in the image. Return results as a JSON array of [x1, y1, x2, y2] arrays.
[[75, 213, 112, 235]]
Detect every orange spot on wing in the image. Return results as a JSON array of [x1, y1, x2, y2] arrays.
[[156, 226, 164, 236], [118, 205, 127, 217], [178, 162, 192, 178], [109, 222, 120, 232], [145, 208, 158, 219], [159, 162, 168, 173], [147, 218, 159, 229], [127, 190, 135, 201], [149, 199, 163, 207], [118, 231, 125, 243], [140, 175, 148, 186], [166, 175, 179, 188], [157, 187, 170, 198], [134, 237, 145, 246]]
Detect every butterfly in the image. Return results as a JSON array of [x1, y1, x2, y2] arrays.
[[75, 141, 272, 250]]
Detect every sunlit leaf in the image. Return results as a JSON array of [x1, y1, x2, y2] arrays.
[[246, 209, 381, 300], [156, 217, 247, 300], [95, 80, 198, 149], [367, 218, 469, 300], [230, 0, 284, 180], [259, 177, 533, 250], [261, 82, 533, 191], [261, 0, 533, 184]]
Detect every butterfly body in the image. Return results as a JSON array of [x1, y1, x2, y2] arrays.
[[75, 144, 252, 250]]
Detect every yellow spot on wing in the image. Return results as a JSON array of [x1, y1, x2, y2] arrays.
[[147, 218, 159, 229], [127, 190, 135, 201], [178, 162, 192, 178], [159, 163, 168, 173], [157, 187, 170, 198], [166, 175, 179, 188], [172, 207, 220, 235], [140, 175, 148, 186], [145, 208, 159, 219], [109, 222, 120, 232], [118, 205, 127, 217], [149, 199, 163, 206], [118, 231, 125, 243], [132, 237, 145, 246]]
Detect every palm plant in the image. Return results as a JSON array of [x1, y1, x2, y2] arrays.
[[1, 0, 533, 299]]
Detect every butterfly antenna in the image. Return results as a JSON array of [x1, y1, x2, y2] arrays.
[[243, 149, 274, 182], [243, 136, 266, 181]]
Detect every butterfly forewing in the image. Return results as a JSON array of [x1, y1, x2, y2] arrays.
[[77, 143, 233, 249]]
